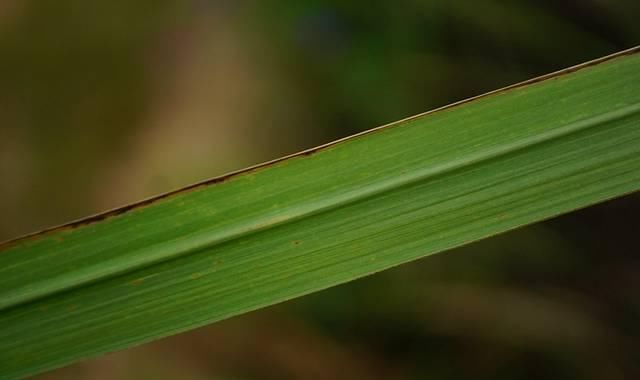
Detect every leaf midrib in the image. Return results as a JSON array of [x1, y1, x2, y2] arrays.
[[2, 102, 638, 313]]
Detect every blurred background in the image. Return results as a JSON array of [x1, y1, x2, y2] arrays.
[[1, 0, 639, 379]]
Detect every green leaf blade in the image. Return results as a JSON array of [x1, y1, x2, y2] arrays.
[[1, 47, 639, 379]]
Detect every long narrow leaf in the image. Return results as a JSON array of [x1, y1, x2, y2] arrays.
[[1, 47, 639, 379]]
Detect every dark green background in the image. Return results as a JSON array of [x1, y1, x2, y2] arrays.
[[1, 1, 639, 379]]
